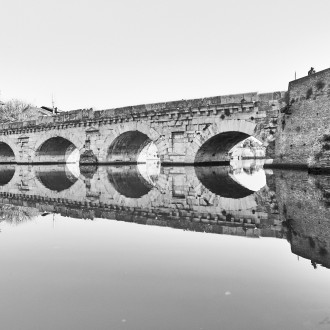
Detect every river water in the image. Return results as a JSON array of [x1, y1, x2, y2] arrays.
[[0, 160, 329, 330]]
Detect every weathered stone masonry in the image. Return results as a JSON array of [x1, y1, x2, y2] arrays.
[[273, 68, 330, 170], [0, 92, 283, 164]]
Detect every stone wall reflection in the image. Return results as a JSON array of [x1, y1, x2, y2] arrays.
[[36, 165, 79, 192], [275, 170, 330, 269]]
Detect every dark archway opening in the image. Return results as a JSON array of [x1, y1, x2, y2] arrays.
[[36, 166, 78, 192], [107, 131, 153, 163], [107, 165, 153, 198], [0, 165, 15, 186], [0, 142, 15, 163], [195, 166, 254, 199], [36, 137, 79, 163], [195, 131, 250, 164]]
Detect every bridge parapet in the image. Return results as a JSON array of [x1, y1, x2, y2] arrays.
[[0, 92, 281, 136]]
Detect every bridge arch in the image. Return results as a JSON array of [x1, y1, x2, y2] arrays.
[[107, 131, 152, 163], [34, 136, 80, 163], [0, 141, 17, 163], [0, 165, 16, 186], [184, 120, 258, 164], [195, 131, 251, 163], [105, 122, 162, 163]]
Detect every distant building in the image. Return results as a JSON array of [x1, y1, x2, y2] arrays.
[[17, 106, 55, 121], [138, 141, 160, 162], [229, 137, 266, 159]]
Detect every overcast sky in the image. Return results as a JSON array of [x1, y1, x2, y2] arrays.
[[0, 0, 329, 110]]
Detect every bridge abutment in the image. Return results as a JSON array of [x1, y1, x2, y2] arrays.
[[273, 68, 330, 172]]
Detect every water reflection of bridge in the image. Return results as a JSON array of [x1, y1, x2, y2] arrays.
[[0, 162, 329, 269], [0, 161, 277, 237]]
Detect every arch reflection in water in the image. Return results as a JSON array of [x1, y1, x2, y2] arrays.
[[195, 166, 255, 199], [229, 159, 267, 192], [0, 165, 16, 186], [137, 160, 160, 186], [107, 164, 158, 198], [107, 131, 152, 163], [35, 137, 80, 163], [36, 164, 80, 192], [195, 160, 266, 199]]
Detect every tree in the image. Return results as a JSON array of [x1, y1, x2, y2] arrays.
[[0, 99, 32, 123]]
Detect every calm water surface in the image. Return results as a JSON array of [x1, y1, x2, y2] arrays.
[[0, 160, 329, 330]]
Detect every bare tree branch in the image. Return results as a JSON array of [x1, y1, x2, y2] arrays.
[[0, 99, 33, 122]]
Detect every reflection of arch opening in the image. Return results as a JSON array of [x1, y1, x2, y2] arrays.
[[0, 165, 15, 185], [195, 166, 254, 199], [229, 160, 266, 192], [195, 131, 250, 164], [137, 161, 161, 186], [36, 165, 79, 192], [0, 142, 15, 163], [107, 165, 153, 198], [107, 131, 154, 163], [36, 137, 79, 163]]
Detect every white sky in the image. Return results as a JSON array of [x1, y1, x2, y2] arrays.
[[0, 0, 329, 111]]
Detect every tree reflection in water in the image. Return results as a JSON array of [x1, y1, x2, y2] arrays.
[[0, 204, 40, 225]]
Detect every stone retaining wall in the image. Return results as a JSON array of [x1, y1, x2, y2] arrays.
[[274, 68, 330, 170]]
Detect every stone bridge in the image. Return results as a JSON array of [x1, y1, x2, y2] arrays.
[[0, 92, 284, 164]]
